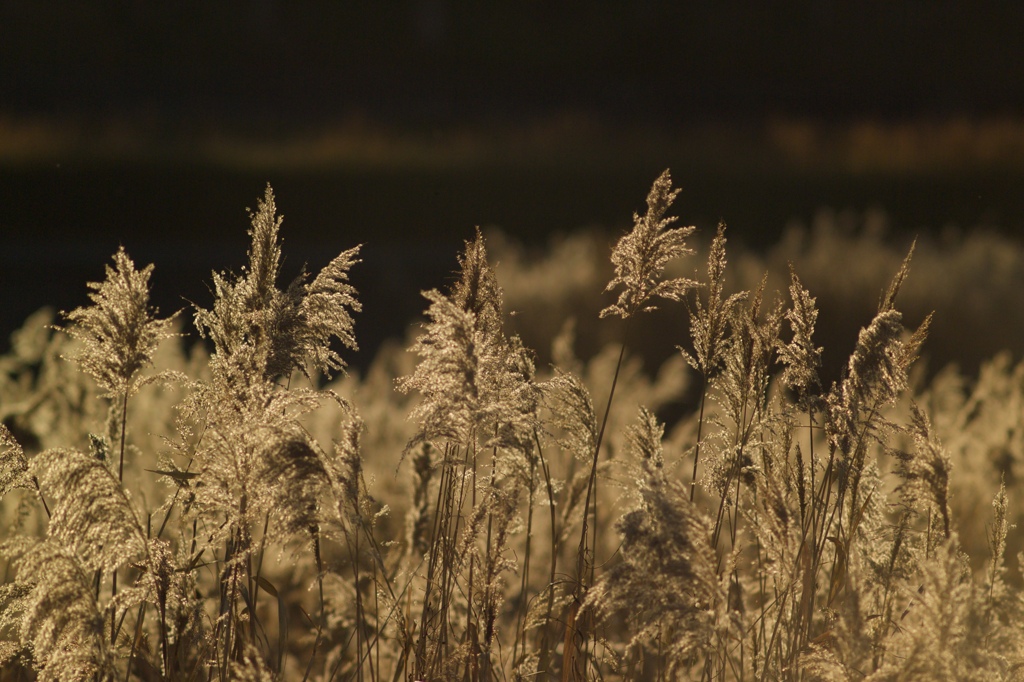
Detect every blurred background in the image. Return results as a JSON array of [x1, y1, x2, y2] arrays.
[[3, 1, 1024, 369]]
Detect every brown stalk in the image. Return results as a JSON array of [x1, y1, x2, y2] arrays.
[[565, 332, 629, 677]]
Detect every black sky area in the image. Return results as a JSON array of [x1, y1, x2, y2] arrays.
[[3, 2, 1024, 367], [4, 2, 1024, 127]]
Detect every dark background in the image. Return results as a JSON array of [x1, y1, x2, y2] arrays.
[[7, 3, 1023, 126], [3, 1, 1024, 364]]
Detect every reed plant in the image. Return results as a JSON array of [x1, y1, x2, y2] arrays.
[[2, 174, 1024, 681]]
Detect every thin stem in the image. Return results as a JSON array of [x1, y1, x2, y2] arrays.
[[690, 374, 709, 501], [467, 440, 479, 676], [373, 556, 381, 682], [533, 430, 558, 678], [124, 602, 147, 682], [353, 525, 363, 682], [568, 326, 630, 678], [250, 513, 270, 646], [512, 448, 537, 669], [575, 338, 628, 590], [118, 391, 128, 482], [111, 391, 129, 649], [415, 443, 453, 678], [31, 475, 51, 519], [302, 530, 326, 682]]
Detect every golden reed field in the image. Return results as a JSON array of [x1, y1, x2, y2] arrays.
[[4, 169, 1024, 680]]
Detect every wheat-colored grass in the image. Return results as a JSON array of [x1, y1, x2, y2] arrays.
[[2, 174, 1024, 681]]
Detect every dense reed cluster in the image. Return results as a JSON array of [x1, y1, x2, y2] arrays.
[[2, 174, 1024, 681]]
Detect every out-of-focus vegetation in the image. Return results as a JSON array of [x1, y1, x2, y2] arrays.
[[7, 116, 1024, 174]]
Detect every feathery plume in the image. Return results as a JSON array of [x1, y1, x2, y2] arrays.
[[879, 238, 916, 313], [585, 457, 722, 672], [405, 444, 435, 559], [398, 230, 534, 457], [869, 536, 985, 681], [601, 169, 697, 319], [194, 184, 361, 382], [244, 184, 284, 310], [60, 247, 174, 399], [300, 245, 362, 377], [327, 413, 367, 535], [683, 222, 741, 377], [453, 227, 503, 335], [0, 423, 30, 498], [715, 274, 783, 438], [988, 480, 1009, 591], [828, 241, 926, 464], [778, 265, 823, 408], [544, 370, 598, 464], [14, 542, 113, 682], [681, 223, 745, 502], [398, 289, 485, 450], [827, 309, 906, 456], [31, 448, 146, 572], [896, 403, 953, 538], [258, 432, 330, 540], [625, 405, 665, 486]]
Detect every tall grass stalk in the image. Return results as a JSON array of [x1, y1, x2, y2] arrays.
[[4, 175, 1024, 681]]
